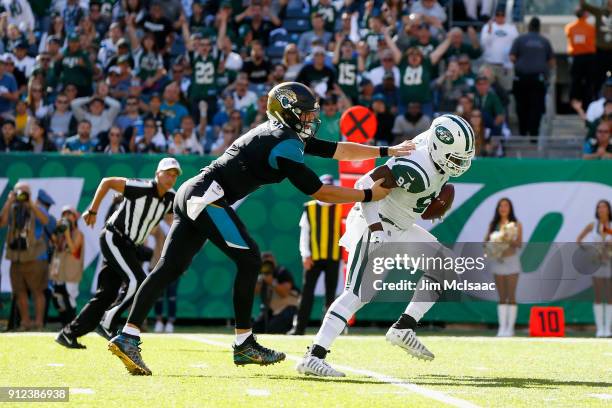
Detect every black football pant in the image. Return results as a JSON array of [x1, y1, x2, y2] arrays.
[[64, 230, 146, 338], [569, 53, 597, 105], [127, 174, 261, 330], [295, 259, 340, 333]]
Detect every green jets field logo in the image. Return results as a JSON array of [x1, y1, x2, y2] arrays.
[[435, 126, 454, 144]]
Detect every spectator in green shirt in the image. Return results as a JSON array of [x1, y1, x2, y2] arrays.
[[473, 75, 505, 136], [444, 27, 482, 62], [388, 27, 451, 117], [59, 32, 93, 97], [317, 96, 341, 142]]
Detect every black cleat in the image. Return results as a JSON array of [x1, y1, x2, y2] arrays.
[[233, 334, 286, 366], [108, 334, 152, 375], [55, 330, 86, 349], [95, 324, 113, 340]]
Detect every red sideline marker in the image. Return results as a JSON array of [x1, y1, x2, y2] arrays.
[[529, 306, 565, 337]]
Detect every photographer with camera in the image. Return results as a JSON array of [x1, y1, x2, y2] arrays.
[[49, 206, 84, 325], [0, 182, 50, 331], [253, 252, 300, 334]]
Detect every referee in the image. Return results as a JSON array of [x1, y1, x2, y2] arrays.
[[55, 158, 181, 349]]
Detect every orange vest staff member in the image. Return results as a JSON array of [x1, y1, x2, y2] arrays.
[[565, 7, 598, 109]]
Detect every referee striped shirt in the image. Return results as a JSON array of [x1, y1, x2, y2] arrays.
[[106, 179, 175, 245]]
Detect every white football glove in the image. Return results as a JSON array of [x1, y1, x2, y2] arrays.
[[368, 229, 386, 255], [369, 230, 385, 244]]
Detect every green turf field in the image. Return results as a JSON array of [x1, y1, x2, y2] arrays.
[[0, 332, 610, 407]]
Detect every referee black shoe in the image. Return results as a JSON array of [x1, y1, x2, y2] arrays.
[[108, 334, 152, 376], [95, 324, 113, 340], [55, 330, 86, 349], [233, 334, 286, 366]]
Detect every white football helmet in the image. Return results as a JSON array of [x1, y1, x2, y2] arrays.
[[427, 114, 475, 177]]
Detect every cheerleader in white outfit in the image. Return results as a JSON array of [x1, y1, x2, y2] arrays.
[[485, 198, 523, 337], [577, 199, 611, 338]]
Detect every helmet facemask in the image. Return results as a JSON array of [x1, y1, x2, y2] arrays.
[[428, 132, 473, 177], [440, 151, 473, 177], [291, 105, 321, 140]]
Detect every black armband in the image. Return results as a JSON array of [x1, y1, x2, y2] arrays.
[[379, 146, 389, 157], [362, 189, 373, 202]]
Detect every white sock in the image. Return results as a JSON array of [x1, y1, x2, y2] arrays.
[[604, 304, 612, 336], [593, 303, 604, 336], [314, 291, 364, 350], [506, 304, 517, 336], [122, 324, 140, 337], [497, 304, 507, 336], [234, 330, 252, 346], [404, 301, 434, 322]]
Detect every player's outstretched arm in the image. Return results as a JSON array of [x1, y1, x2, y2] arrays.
[[278, 156, 390, 203], [312, 179, 390, 204], [333, 140, 416, 161], [82, 177, 127, 227]]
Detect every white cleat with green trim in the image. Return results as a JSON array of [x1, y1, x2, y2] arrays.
[[296, 354, 346, 377], [386, 327, 435, 361]]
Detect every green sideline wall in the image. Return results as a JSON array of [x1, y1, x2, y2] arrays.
[[0, 153, 610, 324]]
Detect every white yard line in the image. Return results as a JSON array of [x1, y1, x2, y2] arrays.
[[181, 334, 481, 408], [46, 363, 64, 367], [70, 388, 95, 395], [246, 389, 271, 397], [587, 393, 612, 401]]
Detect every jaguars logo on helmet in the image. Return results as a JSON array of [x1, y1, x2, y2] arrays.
[[276, 88, 297, 109], [267, 82, 321, 140]]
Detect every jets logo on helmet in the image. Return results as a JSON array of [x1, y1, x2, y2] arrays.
[[427, 114, 475, 177], [434, 126, 454, 144], [267, 82, 321, 140]]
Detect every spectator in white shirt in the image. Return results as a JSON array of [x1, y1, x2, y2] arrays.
[[232, 75, 257, 112], [70, 94, 121, 139], [168, 115, 203, 155], [1, 0, 34, 32], [585, 78, 612, 123], [410, 0, 447, 38], [366, 49, 400, 87], [480, 6, 518, 91], [12, 40, 35, 77]]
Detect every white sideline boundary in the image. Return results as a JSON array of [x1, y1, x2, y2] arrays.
[[181, 334, 481, 408]]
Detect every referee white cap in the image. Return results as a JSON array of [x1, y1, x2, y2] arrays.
[[157, 157, 182, 175]]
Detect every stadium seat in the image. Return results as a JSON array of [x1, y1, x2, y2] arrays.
[[283, 18, 310, 33], [286, 7, 310, 19], [289, 33, 300, 44], [267, 45, 286, 60]]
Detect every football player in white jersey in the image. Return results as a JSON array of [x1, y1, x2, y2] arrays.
[[296, 114, 475, 377]]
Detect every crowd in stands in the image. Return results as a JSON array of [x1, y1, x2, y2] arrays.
[[0, 0, 606, 159], [564, 1, 612, 160]]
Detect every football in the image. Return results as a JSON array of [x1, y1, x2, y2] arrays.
[[421, 184, 455, 220]]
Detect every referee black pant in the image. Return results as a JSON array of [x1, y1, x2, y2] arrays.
[[513, 74, 547, 137], [294, 259, 340, 334], [64, 229, 147, 338], [127, 174, 261, 330]]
